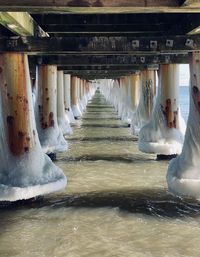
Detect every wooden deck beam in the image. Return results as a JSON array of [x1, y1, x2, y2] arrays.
[[37, 54, 189, 65], [57, 65, 158, 71], [0, 12, 48, 37], [2, 35, 200, 54], [0, 0, 199, 13]]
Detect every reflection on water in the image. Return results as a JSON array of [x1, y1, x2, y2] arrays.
[[0, 91, 200, 257]]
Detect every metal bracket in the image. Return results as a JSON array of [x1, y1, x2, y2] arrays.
[[185, 39, 194, 48], [150, 41, 157, 49], [165, 56, 170, 63], [140, 57, 145, 63], [132, 40, 139, 48], [166, 39, 173, 47]]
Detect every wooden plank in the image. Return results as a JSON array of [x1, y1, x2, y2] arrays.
[[39, 54, 189, 65], [1, 35, 200, 54], [0, 12, 48, 37], [0, 0, 199, 13]]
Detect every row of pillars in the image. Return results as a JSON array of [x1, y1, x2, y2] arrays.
[[100, 52, 200, 199], [0, 52, 94, 202]]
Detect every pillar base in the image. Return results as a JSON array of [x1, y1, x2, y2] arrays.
[[72, 104, 82, 118], [0, 196, 44, 208], [58, 117, 73, 135], [167, 156, 200, 199], [0, 177, 66, 202], [0, 150, 67, 202], [47, 152, 57, 161], [65, 107, 75, 124], [39, 127, 68, 154], [139, 139, 183, 155], [157, 154, 178, 161]]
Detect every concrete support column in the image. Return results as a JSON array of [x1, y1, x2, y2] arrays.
[[132, 69, 154, 134], [117, 77, 125, 119], [63, 73, 75, 123], [78, 78, 84, 112], [71, 76, 82, 118], [130, 73, 140, 112], [80, 79, 86, 110], [167, 53, 200, 198], [119, 76, 132, 124], [36, 65, 68, 153], [57, 70, 72, 135], [139, 64, 185, 156], [0, 53, 66, 201], [82, 79, 87, 108]]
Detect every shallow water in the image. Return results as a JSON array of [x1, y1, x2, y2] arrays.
[[1, 91, 200, 257]]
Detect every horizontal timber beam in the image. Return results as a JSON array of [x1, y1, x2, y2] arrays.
[[2, 36, 200, 54], [57, 65, 157, 71], [0, 12, 48, 37], [37, 54, 189, 65], [0, 0, 199, 13], [66, 70, 133, 76]]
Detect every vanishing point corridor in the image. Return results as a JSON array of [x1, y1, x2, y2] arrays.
[[1, 91, 200, 257]]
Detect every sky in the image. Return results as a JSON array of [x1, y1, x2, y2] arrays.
[[179, 64, 190, 86]]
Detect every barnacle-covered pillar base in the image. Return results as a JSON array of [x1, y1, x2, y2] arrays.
[[167, 53, 200, 199], [139, 64, 185, 155], [0, 53, 66, 201]]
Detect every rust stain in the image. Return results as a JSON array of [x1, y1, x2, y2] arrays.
[[49, 112, 54, 127], [3, 53, 33, 156], [6, 116, 31, 155], [143, 79, 153, 117], [161, 98, 178, 129], [192, 84, 200, 114]]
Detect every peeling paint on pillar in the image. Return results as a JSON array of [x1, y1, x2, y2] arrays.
[[138, 64, 186, 155], [1, 53, 34, 156], [36, 64, 68, 153], [132, 70, 154, 133], [142, 70, 154, 118], [38, 65, 57, 130], [160, 65, 179, 129]]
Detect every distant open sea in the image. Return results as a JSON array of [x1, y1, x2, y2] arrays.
[[179, 86, 189, 122]]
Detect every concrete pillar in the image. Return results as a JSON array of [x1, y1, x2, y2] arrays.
[[57, 70, 72, 135], [36, 65, 68, 153], [131, 70, 152, 134], [130, 73, 140, 111], [63, 73, 75, 123], [139, 64, 186, 156], [119, 76, 133, 124], [81, 79, 87, 108], [80, 79, 86, 110], [167, 53, 200, 198], [0, 53, 66, 201], [71, 76, 82, 118], [77, 78, 84, 112]]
